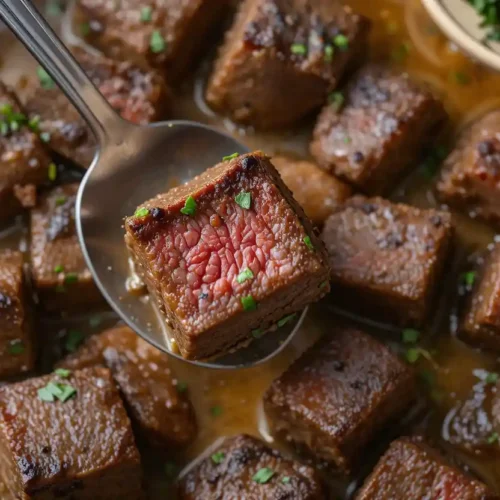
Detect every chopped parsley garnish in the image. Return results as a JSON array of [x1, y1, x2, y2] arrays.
[[391, 41, 411, 62], [237, 268, 254, 284], [134, 207, 149, 218], [211, 452, 225, 464], [37, 66, 54, 89], [48, 162, 57, 181], [290, 43, 307, 55], [488, 432, 499, 444], [467, 0, 500, 42], [303, 236, 314, 251], [223, 152, 239, 161], [450, 71, 471, 85], [55, 196, 67, 206], [253, 467, 275, 484], [45, 0, 63, 16], [65, 330, 84, 352], [80, 22, 91, 36], [277, 313, 297, 328], [64, 273, 78, 284], [241, 295, 257, 311], [462, 271, 476, 287], [140, 6, 152, 22], [54, 368, 71, 378], [40, 132, 51, 143], [281, 476, 291, 484], [176, 381, 188, 393], [406, 347, 433, 364], [333, 34, 349, 49], [150, 30, 166, 54], [252, 328, 264, 339], [28, 115, 40, 132], [210, 405, 223, 417], [402, 328, 420, 344], [8, 340, 25, 355], [38, 381, 77, 403], [235, 191, 252, 210], [0, 103, 12, 115], [324, 44, 334, 62], [54, 264, 64, 274], [485, 372, 499, 384], [180, 196, 197, 216], [0, 121, 8, 135], [343, 136, 351, 143], [328, 91, 344, 110]]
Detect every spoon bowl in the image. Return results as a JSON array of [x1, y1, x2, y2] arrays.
[[0, 0, 307, 369]]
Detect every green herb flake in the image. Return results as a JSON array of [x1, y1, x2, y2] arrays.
[[176, 381, 188, 393], [40, 132, 51, 143], [235, 191, 252, 210], [419, 145, 449, 178], [28, 115, 40, 132], [281, 476, 291, 484], [210, 405, 223, 417], [134, 207, 149, 218], [37, 66, 55, 89], [80, 22, 91, 36], [252, 328, 264, 339], [277, 313, 297, 328], [45, 0, 63, 16], [391, 41, 411, 62], [9, 121, 19, 132], [58, 384, 77, 402], [222, 152, 239, 161], [253, 467, 275, 484], [488, 432, 499, 444], [140, 6, 152, 22], [54, 264, 64, 274], [333, 34, 349, 49], [328, 91, 344, 110], [0, 103, 12, 116], [37, 386, 55, 402], [319, 280, 329, 289], [55, 196, 67, 206], [65, 330, 84, 352], [241, 295, 257, 311], [303, 236, 314, 251], [324, 44, 334, 62], [180, 196, 197, 216], [406, 347, 421, 364], [8, 340, 25, 355], [485, 372, 499, 384], [402, 328, 420, 344], [150, 30, 166, 54], [290, 43, 307, 55], [38, 381, 76, 403], [0, 121, 8, 136], [54, 368, 71, 378], [462, 271, 476, 287], [237, 267, 254, 284], [64, 273, 79, 284], [48, 162, 57, 181], [89, 316, 102, 328], [211, 451, 226, 464], [450, 71, 471, 85]]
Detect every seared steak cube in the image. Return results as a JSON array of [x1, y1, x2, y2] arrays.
[[273, 155, 352, 225], [438, 110, 500, 227], [321, 196, 454, 327], [264, 325, 417, 473], [58, 326, 197, 448], [206, 0, 370, 129], [0, 366, 143, 499], [0, 250, 34, 378], [355, 437, 496, 499], [25, 47, 172, 169], [0, 82, 52, 223], [177, 434, 325, 499], [311, 64, 447, 194], [125, 151, 330, 360], [462, 243, 500, 351], [74, 0, 227, 81], [30, 184, 103, 312]]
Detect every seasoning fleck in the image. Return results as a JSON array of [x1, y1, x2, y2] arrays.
[[277, 313, 297, 328], [150, 30, 166, 54], [65, 330, 84, 352], [324, 44, 334, 62], [37, 66, 55, 89], [210, 405, 223, 417], [303, 236, 314, 251], [402, 328, 420, 344], [54, 368, 71, 378], [211, 452, 225, 464], [134, 207, 149, 218], [180, 196, 197, 216], [48, 163, 57, 181], [140, 6, 152, 22], [291, 43, 307, 55], [237, 268, 254, 284], [253, 467, 275, 484], [328, 91, 344, 110], [235, 191, 252, 210], [222, 152, 239, 161], [241, 295, 257, 311], [333, 34, 348, 49]]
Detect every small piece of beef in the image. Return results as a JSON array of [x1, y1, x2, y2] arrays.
[[310, 64, 447, 194], [438, 110, 500, 227], [0, 250, 34, 378], [0, 366, 143, 499], [264, 325, 417, 473], [125, 151, 330, 360], [321, 196, 454, 327], [25, 47, 172, 169], [355, 437, 496, 500], [58, 326, 197, 448], [206, 0, 370, 129], [177, 434, 325, 499], [273, 155, 352, 226], [30, 183, 104, 312], [74, 0, 227, 82], [462, 243, 500, 350], [0, 82, 52, 224]]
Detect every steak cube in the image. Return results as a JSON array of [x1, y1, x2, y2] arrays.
[[30, 183, 103, 312], [438, 110, 500, 227], [74, 0, 227, 81], [0, 366, 143, 499], [462, 243, 500, 351], [25, 47, 172, 169], [355, 437, 496, 500], [177, 434, 325, 499], [263, 325, 417, 473], [58, 326, 197, 448], [125, 151, 330, 360], [0, 250, 35, 378], [273, 155, 352, 226], [206, 0, 370, 129], [0, 82, 52, 224], [321, 196, 454, 327], [310, 64, 447, 194]]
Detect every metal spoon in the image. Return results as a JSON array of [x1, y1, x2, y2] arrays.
[[0, 0, 307, 369]]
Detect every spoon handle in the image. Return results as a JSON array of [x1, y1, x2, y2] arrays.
[[0, 0, 123, 144]]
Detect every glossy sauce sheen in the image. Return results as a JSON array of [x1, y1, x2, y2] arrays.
[[2, 0, 500, 497]]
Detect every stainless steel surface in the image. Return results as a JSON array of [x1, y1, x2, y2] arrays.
[[0, 0, 306, 369]]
